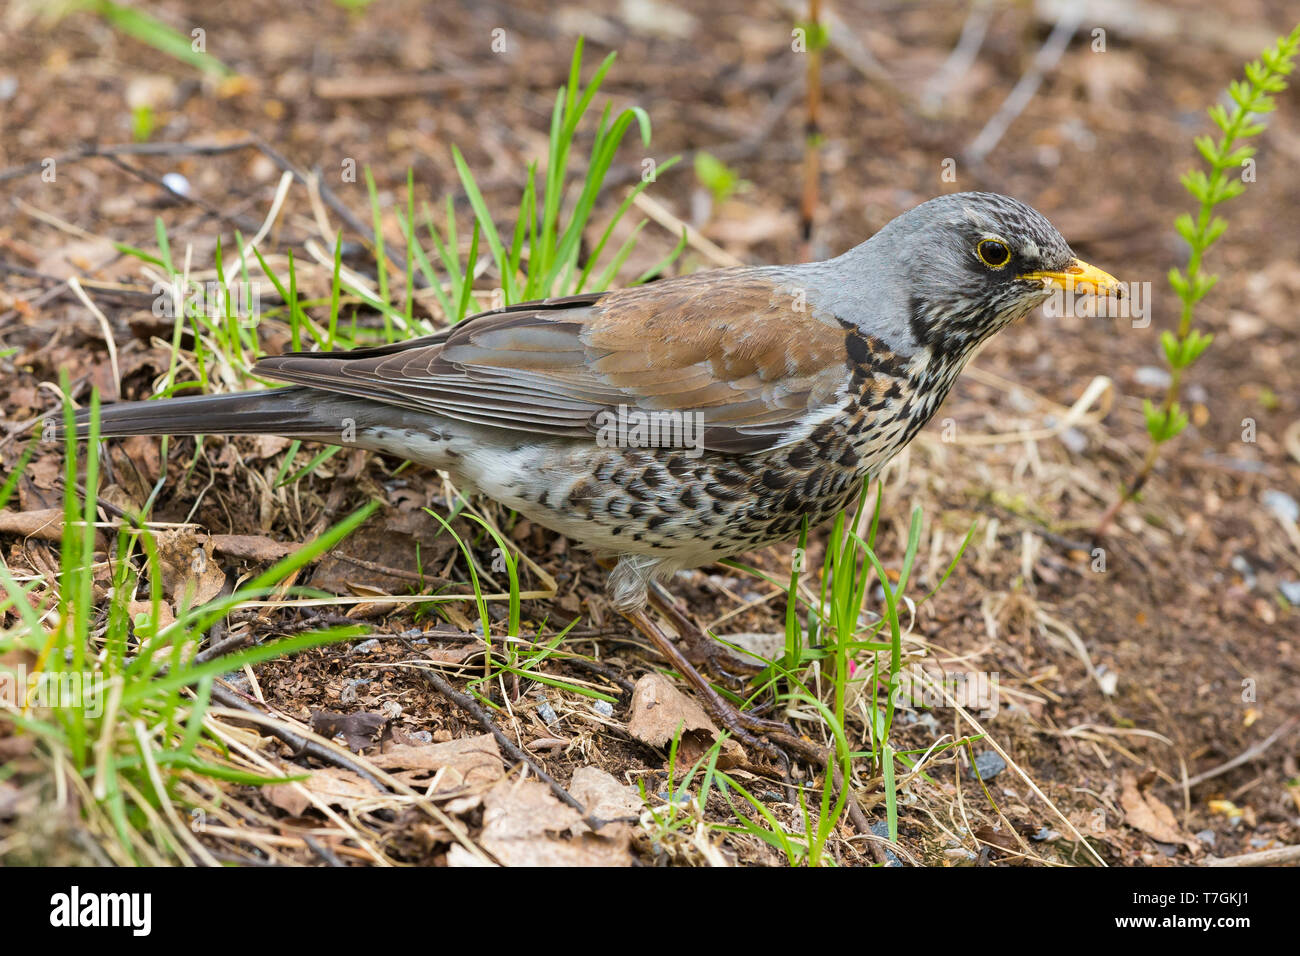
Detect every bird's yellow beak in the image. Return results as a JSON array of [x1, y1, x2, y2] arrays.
[[1019, 258, 1124, 298]]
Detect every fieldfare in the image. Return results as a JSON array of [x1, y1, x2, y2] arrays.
[[72, 192, 1121, 751]]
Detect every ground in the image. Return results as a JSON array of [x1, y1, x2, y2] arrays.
[[0, 0, 1297, 866]]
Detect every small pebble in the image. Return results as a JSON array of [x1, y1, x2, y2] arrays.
[[1262, 489, 1299, 524], [870, 821, 902, 866], [161, 172, 192, 197], [1032, 827, 1061, 842], [1059, 427, 1088, 454], [221, 672, 250, 693], [969, 750, 1006, 781], [1134, 366, 1172, 389], [379, 699, 402, 719], [339, 678, 371, 704], [1279, 581, 1300, 605], [1230, 555, 1257, 591], [408, 730, 433, 744], [592, 700, 614, 717], [1195, 829, 1216, 847], [352, 638, 381, 654], [536, 700, 559, 726]]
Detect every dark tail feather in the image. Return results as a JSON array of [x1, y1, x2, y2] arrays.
[[68, 386, 343, 440]]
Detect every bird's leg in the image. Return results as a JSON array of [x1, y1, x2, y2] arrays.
[[621, 606, 790, 757], [645, 580, 762, 683]]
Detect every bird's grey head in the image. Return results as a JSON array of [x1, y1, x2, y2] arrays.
[[807, 192, 1120, 360]]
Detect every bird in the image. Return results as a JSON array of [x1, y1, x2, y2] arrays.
[[70, 191, 1121, 751]]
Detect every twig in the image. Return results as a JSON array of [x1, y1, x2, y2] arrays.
[[0, 138, 257, 185], [799, 0, 824, 262], [1204, 844, 1300, 867], [772, 0, 897, 91], [1183, 717, 1299, 788], [66, 277, 121, 401], [922, 0, 996, 113], [249, 136, 418, 286], [303, 835, 347, 867], [963, 6, 1084, 165], [399, 638, 612, 827], [102, 154, 294, 241]]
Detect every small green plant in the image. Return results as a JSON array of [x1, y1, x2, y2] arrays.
[[414, 39, 684, 315], [1097, 24, 1300, 534], [715, 486, 974, 865], [0, 380, 376, 863], [693, 151, 749, 204], [64, 1, 233, 76], [130, 104, 154, 143]]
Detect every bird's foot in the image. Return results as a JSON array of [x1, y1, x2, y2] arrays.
[[645, 580, 762, 686]]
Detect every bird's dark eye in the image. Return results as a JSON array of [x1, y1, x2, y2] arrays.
[[976, 239, 1011, 269]]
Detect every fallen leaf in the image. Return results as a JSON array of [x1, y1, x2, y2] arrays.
[[210, 534, 294, 563], [310, 710, 387, 753], [251, 434, 292, 460], [262, 766, 384, 816], [974, 825, 1021, 855], [127, 600, 175, 632], [370, 732, 503, 791], [0, 509, 69, 542], [626, 672, 742, 767], [627, 673, 718, 748], [466, 777, 633, 867], [155, 528, 225, 607], [570, 766, 641, 823], [1120, 773, 1200, 852]]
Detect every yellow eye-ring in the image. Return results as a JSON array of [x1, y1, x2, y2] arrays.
[[976, 239, 1011, 269]]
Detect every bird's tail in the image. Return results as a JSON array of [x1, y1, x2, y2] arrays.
[[64, 386, 351, 442]]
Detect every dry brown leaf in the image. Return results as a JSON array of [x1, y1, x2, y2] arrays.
[[35, 237, 120, 279], [570, 766, 641, 822], [467, 777, 633, 867], [1120, 773, 1200, 852], [121, 435, 161, 483], [310, 710, 387, 753], [370, 732, 503, 792], [250, 434, 293, 460], [155, 528, 225, 607], [626, 672, 743, 768], [0, 509, 68, 542], [262, 766, 384, 816], [974, 825, 1022, 855], [418, 640, 488, 666], [127, 600, 175, 631], [627, 673, 717, 748], [25, 458, 61, 490], [210, 534, 294, 563]]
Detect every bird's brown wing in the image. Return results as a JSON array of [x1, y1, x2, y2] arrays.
[[253, 269, 850, 453]]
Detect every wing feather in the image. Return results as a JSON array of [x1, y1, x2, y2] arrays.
[[253, 270, 850, 453]]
